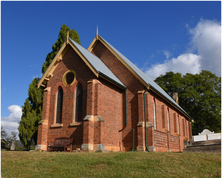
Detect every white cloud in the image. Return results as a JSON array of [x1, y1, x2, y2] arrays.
[[144, 19, 221, 80], [163, 50, 172, 59], [1, 105, 22, 135], [2, 105, 22, 122], [189, 19, 221, 77], [145, 53, 201, 80], [1, 121, 19, 135], [32, 73, 42, 80]]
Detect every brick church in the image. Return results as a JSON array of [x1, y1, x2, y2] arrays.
[[36, 31, 192, 152]]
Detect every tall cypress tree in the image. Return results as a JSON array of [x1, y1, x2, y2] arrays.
[[18, 25, 81, 148]]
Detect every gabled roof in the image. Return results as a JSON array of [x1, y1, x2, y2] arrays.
[[69, 38, 125, 88], [38, 37, 125, 89], [88, 35, 191, 120]]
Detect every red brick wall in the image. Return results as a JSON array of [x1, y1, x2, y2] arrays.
[[169, 135, 179, 151], [154, 130, 168, 152], [45, 46, 97, 147], [146, 93, 154, 125], [37, 87, 51, 148], [92, 41, 147, 151], [97, 78, 124, 148]]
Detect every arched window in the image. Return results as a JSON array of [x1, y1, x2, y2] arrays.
[[174, 113, 177, 133], [177, 114, 180, 134], [167, 108, 170, 131], [75, 83, 83, 122], [183, 119, 185, 136], [153, 98, 156, 129], [161, 105, 165, 128], [56, 86, 63, 124]]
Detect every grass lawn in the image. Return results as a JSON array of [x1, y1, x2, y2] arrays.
[[1, 151, 221, 178]]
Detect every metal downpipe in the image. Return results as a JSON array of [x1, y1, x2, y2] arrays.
[[125, 89, 127, 126], [144, 88, 150, 152], [132, 128, 134, 151]]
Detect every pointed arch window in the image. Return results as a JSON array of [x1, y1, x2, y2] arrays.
[[161, 105, 165, 128], [56, 86, 63, 124], [174, 113, 177, 133], [183, 119, 185, 136], [75, 83, 83, 122], [177, 114, 180, 134], [153, 98, 156, 129], [167, 108, 170, 131]]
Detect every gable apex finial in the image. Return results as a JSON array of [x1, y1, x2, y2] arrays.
[[96, 26, 98, 38], [67, 30, 69, 44]]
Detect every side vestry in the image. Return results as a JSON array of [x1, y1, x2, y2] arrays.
[[36, 31, 192, 152]]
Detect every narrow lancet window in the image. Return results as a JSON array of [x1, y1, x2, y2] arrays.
[[174, 113, 177, 133], [183, 119, 185, 136], [56, 86, 63, 124], [167, 108, 170, 131], [177, 115, 180, 134], [153, 99, 156, 129], [75, 83, 83, 122]]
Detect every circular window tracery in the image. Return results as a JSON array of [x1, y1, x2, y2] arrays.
[[62, 70, 76, 86]]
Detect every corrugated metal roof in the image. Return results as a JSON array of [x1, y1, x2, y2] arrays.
[[99, 36, 190, 118], [69, 38, 125, 88]]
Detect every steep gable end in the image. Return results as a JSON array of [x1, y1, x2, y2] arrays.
[[38, 38, 125, 89]]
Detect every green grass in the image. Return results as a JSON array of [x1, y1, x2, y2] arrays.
[[1, 151, 221, 178]]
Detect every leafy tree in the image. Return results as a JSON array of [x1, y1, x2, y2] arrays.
[[1, 126, 7, 139], [1, 126, 9, 149], [7, 131, 17, 143], [155, 70, 221, 135], [18, 25, 81, 148], [1, 126, 24, 150]]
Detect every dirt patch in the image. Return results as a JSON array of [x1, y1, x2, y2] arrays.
[[94, 163, 107, 170]]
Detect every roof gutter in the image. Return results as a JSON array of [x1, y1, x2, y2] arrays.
[[98, 71, 126, 89]]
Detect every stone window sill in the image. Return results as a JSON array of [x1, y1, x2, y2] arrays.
[[70, 122, 82, 127], [51, 124, 63, 128], [173, 133, 179, 137], [161, 128, 168, 133]]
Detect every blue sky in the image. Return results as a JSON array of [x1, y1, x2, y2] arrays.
[[1, 1, 221, 135]]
